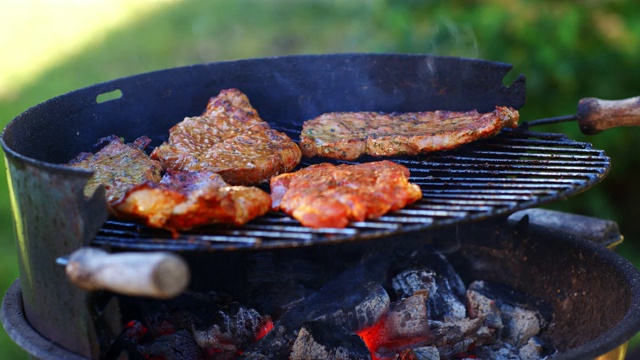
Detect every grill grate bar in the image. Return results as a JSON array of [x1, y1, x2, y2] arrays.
[[420, 191, 546, 199], [373, 215, 436, 224], [241, 223, 360, 233], [420, 199, 520, 207], [412, 204, 495, 212], [419, 182, 584, 190], [391, 208, 471, 217], [411, 162, 609, 172], [93, 128, 610, 251], [414, 177, 586, 184], [478, 142, 601, 152], [475, 150, 605, 159], [420, 193, 530, 201]]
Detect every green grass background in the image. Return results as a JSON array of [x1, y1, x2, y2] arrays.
[[2, 1, 640, 358]]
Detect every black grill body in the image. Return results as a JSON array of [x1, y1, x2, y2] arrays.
[[0, 54, 615, 358]]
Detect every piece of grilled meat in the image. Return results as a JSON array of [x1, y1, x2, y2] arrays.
[[67, 135, 163, 214], [299, 106, 519, 160], [270, 160, 422, 228], [112, 170, 271, 231], [151, 88, 302, 185]]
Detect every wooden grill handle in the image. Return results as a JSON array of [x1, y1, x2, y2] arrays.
[[577, 96, 640, 134], [65, 248, 190, 299]]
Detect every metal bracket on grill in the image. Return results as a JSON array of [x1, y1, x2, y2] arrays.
[[508, 208, 623, 248]]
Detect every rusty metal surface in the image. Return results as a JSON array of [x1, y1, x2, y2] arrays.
[[3, 152, 108, 358]]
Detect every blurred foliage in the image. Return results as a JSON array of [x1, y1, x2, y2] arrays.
[[1, 0, 640, 358]]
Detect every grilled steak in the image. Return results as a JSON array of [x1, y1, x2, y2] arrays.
[[299, 106, 519, 160], [270, 160, 422, 228], [112, 170, 271, 231], [67, 135, 163, 213], [151, 88, 302, 185]]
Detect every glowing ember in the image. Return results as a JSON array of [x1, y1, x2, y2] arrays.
[[123, 320, 148, 343], [357, 317, 386, 357], [255, 318, 274, 341], [357, 314, 430, 360]]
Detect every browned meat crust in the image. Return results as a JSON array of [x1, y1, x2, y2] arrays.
[[299, 106, 519, 160], [67, 135, 163, 214], [112, 170, 271, 231], [151, 89, 302, 185], [270, 160, 422, 228]]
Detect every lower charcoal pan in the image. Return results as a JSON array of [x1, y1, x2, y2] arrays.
[[3, 217, 640, 359]]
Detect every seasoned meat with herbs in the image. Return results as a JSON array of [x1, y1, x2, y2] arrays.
[[270, 160, 422, 228], [151, 88, 302, 185], [299, 106, 519, 160], [112, 170, 271, 231], [67, 135, 163, 213]]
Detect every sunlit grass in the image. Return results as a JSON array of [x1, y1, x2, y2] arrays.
[[0, 0, 173, 101]]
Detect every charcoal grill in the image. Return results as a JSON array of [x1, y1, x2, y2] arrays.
[[1, 53, 638, 360], [93, 127, 610, 251]]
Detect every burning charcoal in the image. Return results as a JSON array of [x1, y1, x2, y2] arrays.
[[438, 337, 475, 359], [241, 324, 293, 359], [411, 346, 439, 360], [391, 266, 466, 322], [279, 265, 390, 332], [242, 281, 389, 359], [391, 268, 435, 299], [429, 317, 498, 358], [359, 290, 430, 356], [500, 305, 547, 345], [426, 283, 466, 322], [392, 247, 466, 296], [518, 336, 545, 360], [467, 281, 550, 347], [314, 281, 391, 331], [121, 320, 148, 344], [384, 290, 430, 341], [472, 342, 521, 360], [144, 309, 182, 338], [391, 249, 467, 322], [136, 329, 206, 360], [192, 302, 272, 352], [133, 291, 234, 337], [420, 250, 467, 298], [500, 302, 546, 347], [241, 263, 391, 359], [290, 321, 372, 360], [395, 346, 440, 360], [466, 285, 503, 331]]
